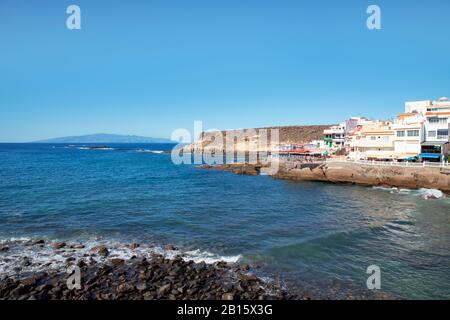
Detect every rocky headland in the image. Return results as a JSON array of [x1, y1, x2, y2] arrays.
[[180, 125, 331, 154]]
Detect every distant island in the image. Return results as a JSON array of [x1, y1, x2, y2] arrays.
[[33, 133, 175, 144]]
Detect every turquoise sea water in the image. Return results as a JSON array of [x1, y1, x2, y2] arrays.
[[0, 143, 449, 299]]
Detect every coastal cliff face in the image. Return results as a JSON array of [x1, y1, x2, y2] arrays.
[[273, 161, 450, 193], [183, 125, 331, 153]]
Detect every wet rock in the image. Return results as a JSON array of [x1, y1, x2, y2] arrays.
[[34, 239, 45, 245], [0, 246, 9, 252], [131, 243, 140, 250], [215, 261, 228, 268], [36, 284, 53, 292], [0, 241, 298, 301], [77, 260, 87, 268], [110, 258, 125, 266], [10, 285, 27, 297], [117, 283, 134, 293], [164, 244, 177, 251], [143, 292, 156, 300], [52, 242, 66, 249], [221, 293, 235, 300], [157, 283, 171, 295], [21, 277, 37, 288], [135, 283, 147, 292], [21, 257, 32, 267], [238, 273, 258, 282], [241, 264, 250, 271], [90, 245, 109, 257]]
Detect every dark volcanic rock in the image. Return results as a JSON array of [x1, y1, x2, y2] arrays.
[[221, 293, 235, 300], [52, 242, 66, 249], [0, 242, 298, 301], [110, 258, 125, 266], [164, 244, 177, 251], [90, 245, 109, 257]]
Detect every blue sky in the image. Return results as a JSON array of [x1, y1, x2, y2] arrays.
[[1, 0, 449, 142]]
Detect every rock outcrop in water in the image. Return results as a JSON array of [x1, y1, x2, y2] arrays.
[[199, 160, 450, 194], [274, 161, 450, 193], [197, 164, 262, 176]]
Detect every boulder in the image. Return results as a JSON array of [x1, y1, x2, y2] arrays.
[[164, 244, 177, 251], [157, 283, 171, 295], [90, 245, 109, 257], [52, 242, 66, 249], [110, 258, 125, 266], [221, 293, 235, 300], [238, 273, 259, 282]]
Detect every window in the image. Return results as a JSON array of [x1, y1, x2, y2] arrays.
[[437, 129, 448, 139], [370, 136, 376, 140], [428, 130, 436, 138], [407, 130, 419, 137], [428, 117, 448, 124], [396, 131, 405, 137]]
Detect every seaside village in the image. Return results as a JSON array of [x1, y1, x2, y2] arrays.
[[275, 97, 450, 163]]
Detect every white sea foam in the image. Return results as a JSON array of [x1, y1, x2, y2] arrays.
[[136, 149, 164, 154], [184, 249, 242, 264], [417, 188, 444, 200], [0, 239, 242, 277], [372, 186, 445, 199]]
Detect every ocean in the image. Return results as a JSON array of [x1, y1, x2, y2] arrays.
[[0, 143, 449, 299]]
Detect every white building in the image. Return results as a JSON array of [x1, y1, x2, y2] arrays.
[[403, 97, 450, 161], [392, 113, 425, 158], [323, 123, 345, 150], [348, 121, 395, 160]]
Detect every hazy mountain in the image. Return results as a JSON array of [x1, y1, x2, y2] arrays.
[[33, 133, 175, 144]]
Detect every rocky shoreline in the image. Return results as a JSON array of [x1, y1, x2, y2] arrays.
[[198, 160, 450, 195], [0, 240, 297, 300]]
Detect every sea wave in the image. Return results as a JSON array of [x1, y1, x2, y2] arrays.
[[61, 145, 115, 150], [0, 238, 242, 277], [135, 149, 164, 154], [417, 188, 444, 200], [183, 249, 242, 264], [372, 186, 445, 199]]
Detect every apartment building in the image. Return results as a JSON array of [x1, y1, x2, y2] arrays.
[[323, 123, 345, 150], [323, 117, 371, 152], [421, 97, 450, 161], [348, 121, 395, 160], [392, 113, 425, 158]]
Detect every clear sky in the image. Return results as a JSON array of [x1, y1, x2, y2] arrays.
[[1, 0, 449, 142]]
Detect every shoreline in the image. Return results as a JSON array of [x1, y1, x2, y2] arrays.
[[198, 160, 450, 195], [0, 239, 297, 300]]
